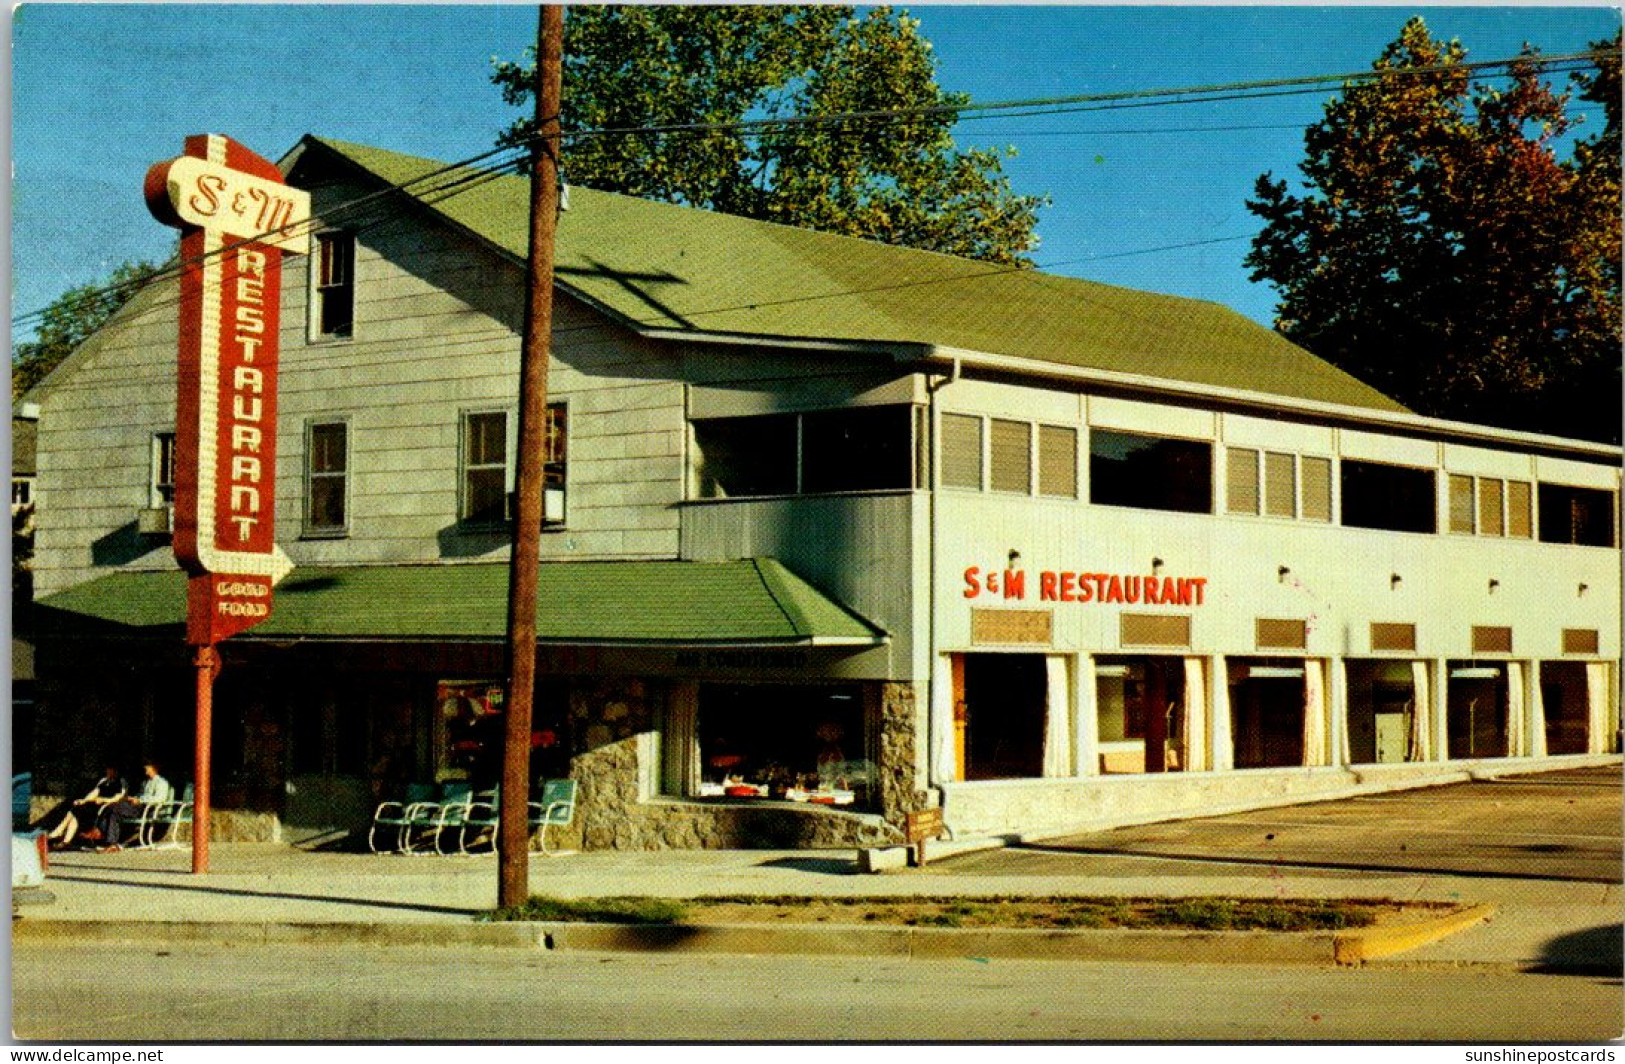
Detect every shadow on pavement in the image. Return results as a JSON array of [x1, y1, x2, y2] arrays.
[[44, 871, 484, 918], [755, 856, 857, 876], [1530, 923, 1624, 976]]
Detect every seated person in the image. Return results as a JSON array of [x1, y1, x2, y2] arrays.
[[45, 765, 125, 849], [96, 760, 174, 852]]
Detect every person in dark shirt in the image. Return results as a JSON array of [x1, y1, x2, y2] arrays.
[[96, 761, 173, 852], [45, 766, 125, 849]]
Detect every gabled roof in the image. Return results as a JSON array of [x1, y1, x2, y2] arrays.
[[295, 136, 1409, 415], [34, 559, 886, 646]]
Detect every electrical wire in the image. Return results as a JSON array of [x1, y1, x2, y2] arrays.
[[12, 46, 1613, 337]]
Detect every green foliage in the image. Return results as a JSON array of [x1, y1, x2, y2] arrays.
[[12, 260, 162, 399], [1247, 19, 1622, 443], [493, 5, 1045, 266], [489, 895, 688, 924]]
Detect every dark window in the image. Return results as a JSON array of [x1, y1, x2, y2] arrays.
[[151, 432, 176, 506], [695, 405, 914, 498], [1538, 483, 1617, 547], [1089, 429, 1211, 514], [306, 421, 348, 533], [314, 232, 355, 339], [696, 684, 870, 804], [542, 403, 567, 528], [801, 406, 913, 493], [1340, 460, 1436, 534], [462, 411, 508, 525], [694, 415, 797, 498]]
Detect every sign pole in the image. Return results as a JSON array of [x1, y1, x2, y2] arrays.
[[192, 645, 217, 873], [499, 4, 564, 910], [146, 136, 308, 874]]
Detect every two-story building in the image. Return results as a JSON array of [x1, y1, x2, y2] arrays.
[[25, 135, 1622, 848]]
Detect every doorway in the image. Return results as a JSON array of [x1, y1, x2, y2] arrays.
[[1229, 659, 1305, 768], [953, 654, 1048, 780], [1446, 663, 1508, 759]]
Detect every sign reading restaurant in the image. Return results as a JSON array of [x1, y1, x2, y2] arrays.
[[963, 566, 1209, 606], [145, 134, 309, 644]]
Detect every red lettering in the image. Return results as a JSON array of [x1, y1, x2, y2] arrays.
[[1003, 570, 1025, 600], [1078, 573, 1094, 603], [189, 173, 224, 217], [1191, 578, 1207, 606], [1057, 571, 1075, 602], [1106, 575, 1124, 604], [1039, 572, 1057, 601], [1161, 576, 1178, 604], [1125, 576, 1141, 604], [962, 567, 981, 599], [1143, 576, 1160, 605], [986, 570, 1000, 595]]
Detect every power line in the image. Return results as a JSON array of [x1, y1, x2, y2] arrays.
[[13, 46, 1612, 337]]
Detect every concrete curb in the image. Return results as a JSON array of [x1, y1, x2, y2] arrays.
[[1331, 903, 1497, 965], [16, 907, 1494, 966]]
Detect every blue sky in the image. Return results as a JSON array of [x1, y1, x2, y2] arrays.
[[10, 4, 1620, 344]]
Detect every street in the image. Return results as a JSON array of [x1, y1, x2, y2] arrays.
[[12, 940, 1622, 1042]]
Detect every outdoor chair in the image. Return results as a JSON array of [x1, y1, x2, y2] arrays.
[[400, 781, 473, 855], [433, 786, 492, 855], [367, 783, 437, 854], [12, 772, 31, 832], [529, 778, 577, 856], [134, 783, 194, 850]]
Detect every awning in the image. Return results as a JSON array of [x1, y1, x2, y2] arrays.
[[34, 558, 887, 647]]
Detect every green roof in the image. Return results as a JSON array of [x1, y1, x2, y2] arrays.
[[35, 559, 885, 646], [301, 136, 1407, 414]]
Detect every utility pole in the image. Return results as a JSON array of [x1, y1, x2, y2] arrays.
[[499, 3, 564, 910]]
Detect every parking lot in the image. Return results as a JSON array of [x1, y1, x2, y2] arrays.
[[933, 766, 1622, 883]]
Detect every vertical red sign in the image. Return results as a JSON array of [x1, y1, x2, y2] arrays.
[[145, 135, 309, 644]]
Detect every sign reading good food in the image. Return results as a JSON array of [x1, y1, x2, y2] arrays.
[[146, 135, 309, 644], [963, 566, 1208, 606]]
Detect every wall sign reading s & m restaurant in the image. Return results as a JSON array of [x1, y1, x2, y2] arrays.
[[145, 135, 309, 644], [963, 566, 1208, 606]]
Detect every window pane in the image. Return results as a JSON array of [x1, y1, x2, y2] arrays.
[[940, 413, 983, 490], [1301, 456, 1331, 521], [310, 423, 346, 474], [315, 233, 355, 338], [1448, 474, 1475, 533], [1506, 480, 1532, 538], [309, 476, 345, 529], [467, 412, 506, 467], [1538, 483, 1617, 547], [1264, 452, 1296, 518], [1037, 425, 1077, 498], [1341, 461, 1436, 534], [1226, 448, 1259, 515], [988, 419, 1031, 494], [1478, 477, 1504, 537], [693, 415, 796, 498], [801, 406, 912, 493], [464, 468, 507, 524], [1090, 429, 1212, 514]]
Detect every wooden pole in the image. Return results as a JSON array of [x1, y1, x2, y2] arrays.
[[192, 644, 216, 874], [499, 3, 564, 911]]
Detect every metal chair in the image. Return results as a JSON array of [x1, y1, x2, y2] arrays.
[[135, 783, 194, 850], [367, 783, 437, 854], [401, 781, 473, 855], [529, 779, 577, 856]]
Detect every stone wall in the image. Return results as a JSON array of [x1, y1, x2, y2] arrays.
[[875, 682, 932, 829], [566, 676, 905, 850]]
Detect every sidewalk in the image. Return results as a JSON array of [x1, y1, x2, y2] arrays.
[[16, 839, 1620, 972]]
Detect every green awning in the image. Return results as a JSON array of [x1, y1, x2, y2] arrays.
[[34, 559, 885, 647]]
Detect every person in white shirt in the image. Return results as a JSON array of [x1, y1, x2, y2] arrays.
[[95, 761, 173, 852]]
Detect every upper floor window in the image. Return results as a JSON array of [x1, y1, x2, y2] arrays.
[[1341, 460, 1435, 534], [694, 405, 916, 498], [313, 232, 355, 340], [305, 420, 349, 536], [988, 419, 1031, 494], [1448, 475, 1531, 539], [1037, 425, 1078, 499], [461, 410, 509, 526], [1538, 483, 1617, 547], [459, 404, 569, 528], [1226, 447, 1331, 522], [1089, 429, 1211, 514], [939, 413, 983, 490]]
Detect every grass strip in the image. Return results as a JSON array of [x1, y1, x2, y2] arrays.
[[488, 894, 1431, 931]]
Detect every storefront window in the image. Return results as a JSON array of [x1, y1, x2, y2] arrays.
[[1345, 661, 1417, 764], [436, 680, 507, 785], [1445, 663, 1508, 759], [1228, 658, 1306, 768], [1540, 661, 1590, 755], [1095, 656, 1186, 773], [695, 684, 871, 805]]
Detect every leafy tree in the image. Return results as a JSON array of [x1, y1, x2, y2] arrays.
[[493, 5, 1046, 266], [12, 260, 162, 399], [1246, 19, 1621, 443]]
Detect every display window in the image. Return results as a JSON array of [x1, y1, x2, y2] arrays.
[[1228, 658, 1307, 768], [1346, 661, 1418, 764], [1446, 663, 1509, 759], [695, 684, 872, 805], [436, 680, 507, 785], [1096, 655, 1186, 773]]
